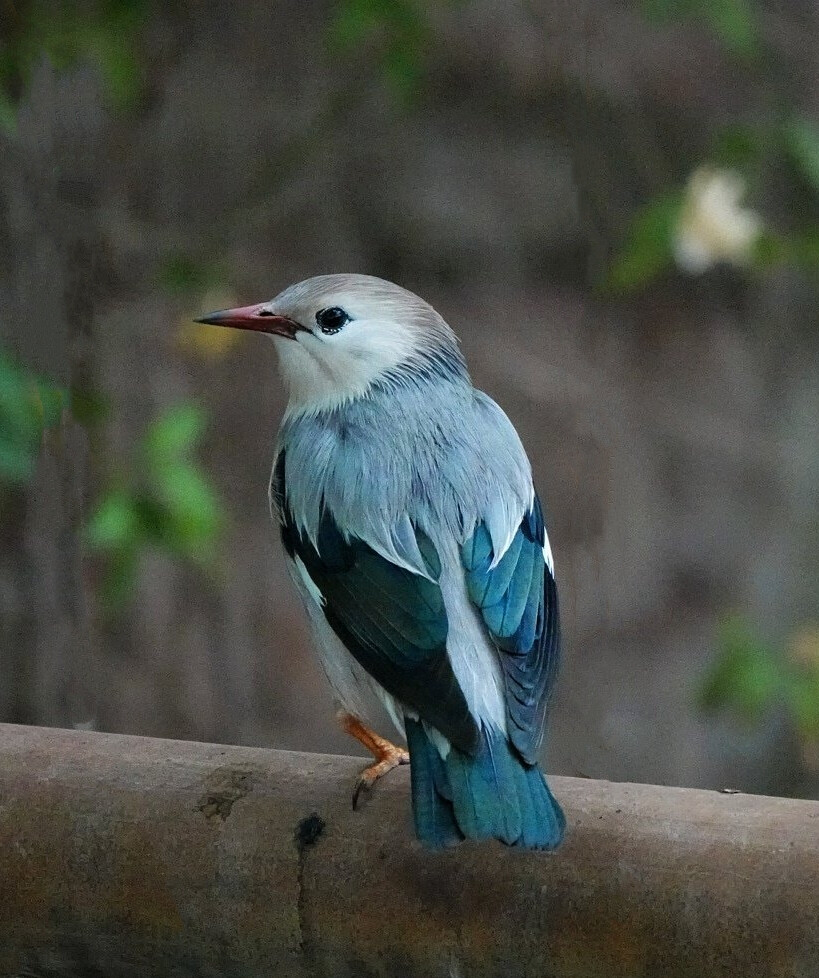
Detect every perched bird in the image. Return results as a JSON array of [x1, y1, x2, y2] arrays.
[[197, 275, 565, 849]]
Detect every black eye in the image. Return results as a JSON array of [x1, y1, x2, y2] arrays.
[[316, 306, 349, 334]]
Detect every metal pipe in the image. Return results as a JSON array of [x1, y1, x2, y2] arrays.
[[0, 723, 817, 977]]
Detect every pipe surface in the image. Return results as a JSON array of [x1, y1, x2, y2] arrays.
[[0, 722, 817, 977]]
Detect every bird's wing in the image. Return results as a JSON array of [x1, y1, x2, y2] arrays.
[[461, 492, 560, 763], [272, 451, 480, 754]]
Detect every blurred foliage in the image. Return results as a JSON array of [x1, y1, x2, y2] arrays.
[[0, 0, 151, 130], [701, 618, 819, 771], [609, 6, 819, 293], [177, 307, 245, 362], [70, 385, 111, 429], [609, 141, 819, 292], [605, 194, 681, 292], [783, 118, 819, 199], [328, 0, 443, 100], [0, 349, 64, 488], [86, 403, 223, 612], [157, 253, 245, 361], [157, 254, 226, 297], [701, 618, 782, 719], [0, 310, 225, 615], [640, 0, 760, 60]]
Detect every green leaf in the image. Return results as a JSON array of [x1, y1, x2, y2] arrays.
[[751, 230, 787, 269], [90, 31, 141, 111], [328, 0, 383, 50], [711, 123, 766, 169], [157, 254, 222, 295], [130, 495, 168, 542], [70, 386, 110, 427], [702, 0, 760, 59], [787, 670, 819, 740], [0, 356, 38, 441], [143, 404, 207, 468], [35, 382, 65, 429], [783, 117, 819, 199], [0, 354, 65, 480], [790, 230, 819, 269], [328, 0, 428, 97], [754, 230, 819, 272], [383, 41, 422, 100], [2, 0, 150, 118], [154, 460, 221, 552], [85, 395, 224, 612], [640, 0, 760, 59], [699, 618, 782, 720], [85, 491, 141, 550], [0, 88, 17, 134], [100, 548, 139, 613], [0, 437, 36, 485], [605, 194, 681, 293]]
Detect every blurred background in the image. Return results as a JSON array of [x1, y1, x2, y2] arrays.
[[1, 0, 818, 798]]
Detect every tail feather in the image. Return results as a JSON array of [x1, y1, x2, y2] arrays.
[[405, 718, 463, 847], [447, 733, 522, 844], [513, 755, 565, 848], [405, 717, 565, 850]]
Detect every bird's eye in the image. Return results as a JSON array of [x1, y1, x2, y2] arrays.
[[316, 306, 349, 334]]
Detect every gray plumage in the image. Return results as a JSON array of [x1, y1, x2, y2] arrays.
[[205, 274, 565, 848]]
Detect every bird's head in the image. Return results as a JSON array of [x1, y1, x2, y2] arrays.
[[196, 274, 466, 415]]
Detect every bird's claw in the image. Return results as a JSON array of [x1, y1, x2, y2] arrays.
[[351, 746, 409, 810]]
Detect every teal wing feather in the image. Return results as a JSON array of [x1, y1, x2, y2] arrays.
[[462, 493, 560, 763], [274, 451, 479, 754]]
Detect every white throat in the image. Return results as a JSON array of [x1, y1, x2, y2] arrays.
[[274, 328, 416, 417]]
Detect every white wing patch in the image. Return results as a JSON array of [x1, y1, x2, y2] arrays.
[[294, 555, 325, 607], [438, 538, 508, 736], [287, 554, 406, 742], [424, 721, 452, 759], [543, 531, 555, 575]]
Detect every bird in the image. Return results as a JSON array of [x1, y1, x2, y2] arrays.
[[196, 274, 565, 849]]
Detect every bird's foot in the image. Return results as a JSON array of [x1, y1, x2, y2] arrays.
[[352, 744, 410, 810], [337, 711, 410, 810]]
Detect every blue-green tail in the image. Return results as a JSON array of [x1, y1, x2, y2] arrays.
[[405, 717, 565, 849]]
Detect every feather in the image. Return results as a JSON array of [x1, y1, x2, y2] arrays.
[[405, 718, 462, 847], [477, 530, 524, 608], [462, 494, 561, 763], [462, 523, 493, 574], [282, 495, 479, 754], [277, 378, 531, 572], [407, 720, 564, 850], [273, 335, 563, 848]]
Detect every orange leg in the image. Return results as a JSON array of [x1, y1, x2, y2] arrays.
[[338, 711, 410, 809]]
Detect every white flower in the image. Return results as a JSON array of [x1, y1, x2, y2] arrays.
[[672, 167, 763, 274]]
